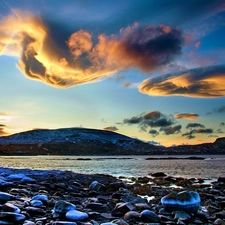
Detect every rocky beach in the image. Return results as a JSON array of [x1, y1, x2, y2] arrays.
[[0, 167, 224, 225]]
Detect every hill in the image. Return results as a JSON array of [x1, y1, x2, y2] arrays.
[[0, 127, 159, 155], [0, 127, 224, 155]]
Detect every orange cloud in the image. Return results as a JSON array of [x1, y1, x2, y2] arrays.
[[139, 65, 225, 98], [0, 10, 184, 88], [174, 113, 200, 120], [0, 124, 8, 136]]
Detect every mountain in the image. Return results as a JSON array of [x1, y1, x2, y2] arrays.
[[0, 127, 160, 155], [0, 127, 224, 155]]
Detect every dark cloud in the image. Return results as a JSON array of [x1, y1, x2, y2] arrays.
[[103, 126, 118, 132], [160, 125, 182, 135], [175, 113, 200, 120], [220, 122, 225, 127], [122, 111, 177, 135], [149, 129, 159, 137], [139, 65, 225, 98], [182, 131, 196, 139], [196, 128, 213, 134], [215, 106, 225, 113], [182, 127, 213, 139], [217, 129, 224, 134], [186, 123, 205, 129], [123, 116, 143, 125], [147, 118, 174, 128]]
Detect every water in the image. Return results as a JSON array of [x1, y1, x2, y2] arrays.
[[0, 155, 225, 179]]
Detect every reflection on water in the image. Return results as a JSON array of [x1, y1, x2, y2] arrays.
[[0, 155, 225, 179]]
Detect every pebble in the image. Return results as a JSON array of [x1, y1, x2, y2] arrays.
[[0, 167, 224, 224], [66, 210, 88, 221]]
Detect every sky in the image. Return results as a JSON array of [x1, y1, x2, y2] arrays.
[[0, 0, 225, 147]]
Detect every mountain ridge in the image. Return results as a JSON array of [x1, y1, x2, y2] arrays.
[[0, 127, 224, 155]]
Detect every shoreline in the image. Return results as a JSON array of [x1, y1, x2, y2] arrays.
[[0, 167, 225, 224]]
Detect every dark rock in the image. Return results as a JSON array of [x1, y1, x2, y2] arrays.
[[0, 212, 26, 222], [140, 209, 160, 223], [150, 172, 167, 177], [111, 202, 136, 217], [123, 211, 140, 220]]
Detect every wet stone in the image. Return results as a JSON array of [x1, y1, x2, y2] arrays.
[[2, 203, 21, 213], [53, 200, 76, 214], [31, 194, 48, 204], [66, 209, 88, 221], [140, 209, 160, 223], [0, 212, 26, 222], [161, 190, 201, 214]]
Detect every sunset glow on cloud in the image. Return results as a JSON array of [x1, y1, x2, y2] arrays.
[[139, 65, 225, 98], [0, 10, 184, 88], [175, 113, 200, 120]]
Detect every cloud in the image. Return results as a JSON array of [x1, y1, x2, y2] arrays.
[[123, 115, 143, 125], [0, 124, 8, 136], [139, 65, 225, 98], [149, 129, 159, 137], [0, 113, 12, 123], [160, 125, 182, 135], [186, 123, 205, 129], [215, 106, 225, 113], [103, 126, 118, 132], [182, 131, 196, 139], [122, 111, 177, 135], [220, 122, 225, 127], [0, 11, 184, 88], [175, 113, 200, 120], [196, 128, 213, 134], [182, 127, 213, 139]]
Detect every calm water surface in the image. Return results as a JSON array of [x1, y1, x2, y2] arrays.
[[0, 155, 225, 179]]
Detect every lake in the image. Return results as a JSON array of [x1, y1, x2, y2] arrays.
[[0, 155, 224, 179]]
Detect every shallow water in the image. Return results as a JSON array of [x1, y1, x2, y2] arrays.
[[0, 155, 224, 179]]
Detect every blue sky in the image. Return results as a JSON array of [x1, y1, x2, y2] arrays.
[[0, 0, 225, 147]]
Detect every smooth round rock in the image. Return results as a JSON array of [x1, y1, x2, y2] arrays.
[[66, 210, 88, 221], [2, 203, 21, 213], [0, 212, 26, 222], [140, 209, 160, 223], [89, 181, 106, 192], [53, 200, 76, 214], [47, 222, 77, 225], [31, 194, 48, 204], [0, 192, 16, 204], [161, 190, 201, 213], [30, 200, 44, 208]]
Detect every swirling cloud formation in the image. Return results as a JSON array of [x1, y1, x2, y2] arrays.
[[0, 11, 184, 88], [139, 65, 225, 98]]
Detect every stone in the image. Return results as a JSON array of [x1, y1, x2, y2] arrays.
[[23, 221, 36, 225], [25, 207, 46, 216], [30, 200, 44, 208], [151, 172, 167, 177], [66, 210, 88, 221], [0, 192, 17, 204], [124, 211, 140, 220], [111, 202, 136, 217], [213, 218, 225, 225], [21, 177, 36, 184], [2, 203, 21, 213], [89, 181, 106, 192], [53, 200, 76, 214], [0, 212, 26, 222], [31, 194, 48, 204], [46, 222, 77, 225], [161, 190, 201, 213], [140, 209, 160, 223]]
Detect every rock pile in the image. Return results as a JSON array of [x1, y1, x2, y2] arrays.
[[0, 167, 224, 224]]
